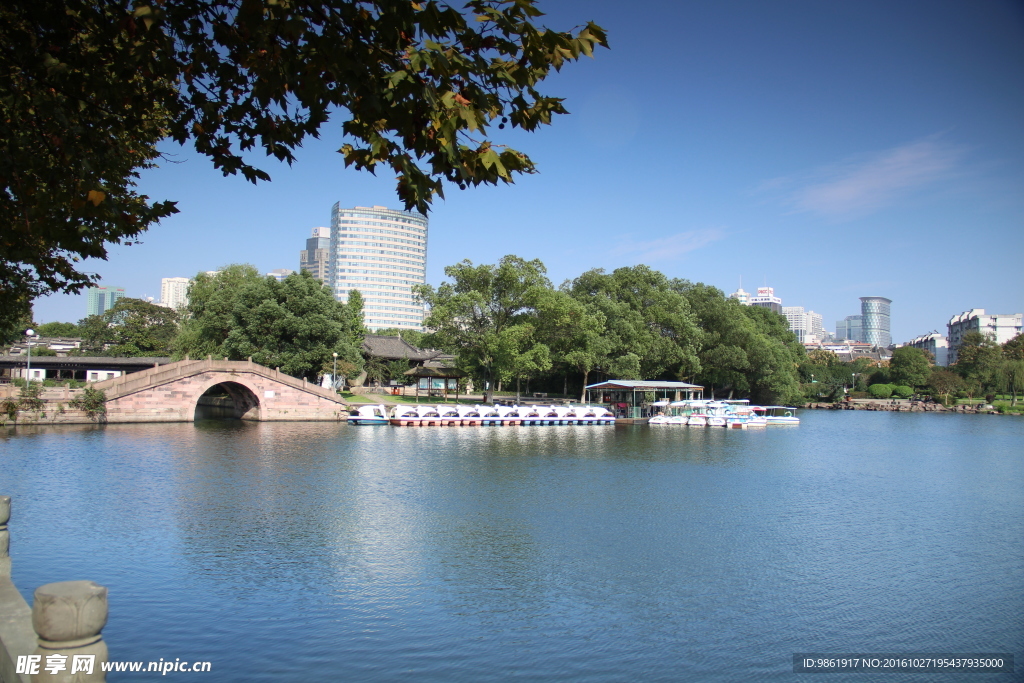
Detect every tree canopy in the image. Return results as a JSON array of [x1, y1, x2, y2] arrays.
[[76, 297, 180, 356], [415, 257, 806, 405], [415, 255, 554, 402], [888, 346, 931, 388], [1, 0, 607, 319], [174, 265, 364, 380]]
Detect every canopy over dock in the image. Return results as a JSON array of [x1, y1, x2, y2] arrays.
[[585, 380, 704, 418], [404, 364, 467, 401]]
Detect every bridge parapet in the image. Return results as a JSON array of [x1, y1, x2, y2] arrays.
[[91, 359, 343, 404]]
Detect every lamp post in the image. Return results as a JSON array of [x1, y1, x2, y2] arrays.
[[332, 352, 338, 391], [24, 328, 35, 384]]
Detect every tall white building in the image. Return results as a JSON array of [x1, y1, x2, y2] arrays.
[[160, 277, 191, 310], [329, 204, 427, 330], [947, 309, 1023, 364], [728, 287, 750, 304], [782, 306, 824, 343]]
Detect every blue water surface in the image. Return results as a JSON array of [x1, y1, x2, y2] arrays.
[[2, 411, 1022, 682]]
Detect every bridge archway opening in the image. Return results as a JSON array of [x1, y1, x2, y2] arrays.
[[194, 382, 261, 421]]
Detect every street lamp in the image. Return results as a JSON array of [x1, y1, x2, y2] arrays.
[[24, 328, 36, 384], [332, 352, 338, 391]]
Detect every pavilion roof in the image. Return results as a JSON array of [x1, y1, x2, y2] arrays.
[[585, 379, 703, 390]]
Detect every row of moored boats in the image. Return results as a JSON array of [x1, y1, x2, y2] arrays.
[[648, 400, 799, 428], [348, 400, 799, 427], [349, 404, 617, 426]]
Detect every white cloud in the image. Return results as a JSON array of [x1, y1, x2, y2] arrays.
[[611, 228, 725, 262], [775, 138, 963, 220]]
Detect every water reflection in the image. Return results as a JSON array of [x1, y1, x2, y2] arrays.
[[2, 415, 1022, 682]]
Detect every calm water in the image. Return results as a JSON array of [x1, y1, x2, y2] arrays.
[[2, 412, 1022, 682]]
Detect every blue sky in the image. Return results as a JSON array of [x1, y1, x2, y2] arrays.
[[34, 0, 1024, 344]]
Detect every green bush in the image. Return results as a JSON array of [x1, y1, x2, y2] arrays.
[[868, 383, 893, 399], [69, 387, 107, 419], [892, 385, 914, 399]]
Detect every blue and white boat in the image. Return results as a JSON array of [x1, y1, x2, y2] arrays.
[[348, 404, 390, 425], [755, 406, 800, 425]]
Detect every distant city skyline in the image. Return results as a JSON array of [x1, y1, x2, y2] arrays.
[[28, 0, 1023, 343]]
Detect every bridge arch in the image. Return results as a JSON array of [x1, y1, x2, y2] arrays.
[[192, 376, 263, 421]]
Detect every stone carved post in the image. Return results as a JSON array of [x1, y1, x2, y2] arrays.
[[32, 581, 108, 682], [0, 495, 10, 577]]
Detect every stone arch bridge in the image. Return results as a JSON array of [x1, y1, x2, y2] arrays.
[[90, 358, 349, 422]]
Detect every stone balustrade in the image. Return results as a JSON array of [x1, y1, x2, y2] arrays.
[[0, 497, 109, 682]]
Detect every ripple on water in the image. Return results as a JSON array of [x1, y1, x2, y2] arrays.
[[2, 412, 1022, 682]]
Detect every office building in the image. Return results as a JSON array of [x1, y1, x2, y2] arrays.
[[86, 286, 125, 317], [160, 277, 191, 310], [905, 332, 949, 367], [947, 309, 1023, 364], [748, 286, 782, 314], [300, 227, 331, 283], [329, 203, 427, 330], [835, 315, 863, 342], [860, 296, 892, 348], [782, 307, 824, 344]]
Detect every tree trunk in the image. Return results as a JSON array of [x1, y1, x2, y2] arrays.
[[563, 373, 568, 397], [516, 376, 521, 403], [580, 369, 589, 403]]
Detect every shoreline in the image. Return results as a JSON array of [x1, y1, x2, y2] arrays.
[[803, 400, 1011, 414]]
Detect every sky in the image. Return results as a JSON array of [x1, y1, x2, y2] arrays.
[[32, 0, 1024, 344]]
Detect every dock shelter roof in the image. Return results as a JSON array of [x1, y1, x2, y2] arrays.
[[584, 380, 703, 391], [404, 365, 467, 379]]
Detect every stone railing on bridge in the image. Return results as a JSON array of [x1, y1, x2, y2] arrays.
[[90, 357, 343, 403]]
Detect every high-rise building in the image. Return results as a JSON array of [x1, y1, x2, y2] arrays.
[[85, 286, 125, 317], [947, 309, 1023, 364], [728, 287, 750, 304], [160, 277, 191, 310], [860, 296, 892, 348], [808, 310, 824, 342], [782, 307, 825, 343], [836, 315, 863, 342], [300, 227, 331, 282], [329, 204, 427, 330], [749, 286, 782, 314]]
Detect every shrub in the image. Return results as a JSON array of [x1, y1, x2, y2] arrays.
[[69, 387, 107, 419], [985, 393, 995, 404], [868, 383, 893, 399], [892, 385, 914, 399], [18, 383, 44, 411]]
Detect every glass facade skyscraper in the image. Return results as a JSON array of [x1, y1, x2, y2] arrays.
[[86, 286, 125, 317], [860, 296, 892, 348], [329, 204, 427, 330]]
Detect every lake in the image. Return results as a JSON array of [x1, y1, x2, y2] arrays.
[[2, 411, 1022, 681]]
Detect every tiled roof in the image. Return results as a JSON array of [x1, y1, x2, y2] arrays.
[[361, 335, 443, 361]]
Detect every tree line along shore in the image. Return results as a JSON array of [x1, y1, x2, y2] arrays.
[[8, 256, 1023, 412]]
